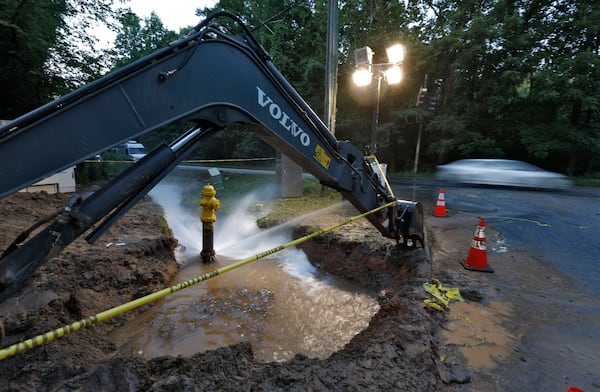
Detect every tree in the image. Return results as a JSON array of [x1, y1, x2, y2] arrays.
[[414, 0, 600, 175], [4, 0, 598, 176], [0, 0, 67, 117], [191, 1, 331, 159], [110, 10, 179, 69], [199, 1, 330, 108], [0, 0, 119, 119]]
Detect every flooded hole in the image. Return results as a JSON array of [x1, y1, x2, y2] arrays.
[[109, 181, 380, 362]]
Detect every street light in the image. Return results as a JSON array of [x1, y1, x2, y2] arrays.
[[353, 44, 406, 155]]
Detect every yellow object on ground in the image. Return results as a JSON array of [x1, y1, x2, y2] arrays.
[[423, 278, 464, 312]]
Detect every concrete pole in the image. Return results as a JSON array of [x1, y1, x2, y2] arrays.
[[324, 0, 339, 134], [413, 74, 428, 173]]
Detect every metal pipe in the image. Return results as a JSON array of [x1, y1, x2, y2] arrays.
[[371, 68, 383, 155]]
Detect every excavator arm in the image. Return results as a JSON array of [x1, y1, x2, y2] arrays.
[[0, 12, 423, 302]]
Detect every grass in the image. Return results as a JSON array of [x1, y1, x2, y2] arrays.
[[179, 172, 342, 225], [573, 176, 600, 187], [255, 179, 342, 228], [180, 173, 275, 214]]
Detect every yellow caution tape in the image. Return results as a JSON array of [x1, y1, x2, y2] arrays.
[[83, 160, 135, 163], [423, 278, 464, 312], [0, 200, 397, 361], [83, 157, 275, 164], [424, 299, 445, 312], [444, 288, 464, 302], [423, 281, 449, 307], [183, 157, 275, 163]]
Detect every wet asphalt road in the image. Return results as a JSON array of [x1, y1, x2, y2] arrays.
[[450, 185, 600, 297], [393, 180, 600, 391], [395, 181, 600, 297]]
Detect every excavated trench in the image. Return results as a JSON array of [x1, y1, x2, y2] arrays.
[[0, 184, 451, 391], [108, 182, 381, 362]]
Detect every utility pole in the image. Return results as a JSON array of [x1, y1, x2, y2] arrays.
[[324, 0, 339, 134], [413, 74, 428, 173]]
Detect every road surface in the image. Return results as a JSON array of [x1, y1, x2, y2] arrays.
[[393, 180, 600, 391]]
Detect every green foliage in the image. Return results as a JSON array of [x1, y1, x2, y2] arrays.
[[255, 178, 342, 228], [2, 0, 600, 179], [109, 10, 178, 69], [75, 152, 133, 185], [573, 175, 600, 187], [199, 0, 330, 108], [195, 125, 275, 161], [0, 0, 118, 118], [0, 0, 66, 117], [411, 0, 600, 175]]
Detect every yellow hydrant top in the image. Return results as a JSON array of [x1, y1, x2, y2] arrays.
[[200, 184, 220, 224]]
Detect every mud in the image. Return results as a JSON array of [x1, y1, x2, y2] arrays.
[[0, 191, 485, 391]]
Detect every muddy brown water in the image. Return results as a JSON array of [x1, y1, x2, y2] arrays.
[[108, 182, 379, 362]]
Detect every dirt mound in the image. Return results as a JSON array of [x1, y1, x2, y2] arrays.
[[0, 192, 469, 391]]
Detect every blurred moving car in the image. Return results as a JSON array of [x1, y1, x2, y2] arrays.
[[436, 159, 572, 189]]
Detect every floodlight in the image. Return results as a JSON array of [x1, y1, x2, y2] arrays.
[[385, 66, 402, 84], [354, 46, 373, 65], [386, 44, 406, 64], [353, 68, 372, 87]]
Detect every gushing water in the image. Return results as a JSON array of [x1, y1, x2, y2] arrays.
[[109, 179, 379, 362]]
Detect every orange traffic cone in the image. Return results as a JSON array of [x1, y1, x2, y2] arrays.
[[434, 188, 447, 217], [461, 217, 494, 273]]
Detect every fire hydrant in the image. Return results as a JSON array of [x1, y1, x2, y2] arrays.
[[200, 184, 220, 263]]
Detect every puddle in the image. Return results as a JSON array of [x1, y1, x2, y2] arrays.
[[442, 300, 516, 369]]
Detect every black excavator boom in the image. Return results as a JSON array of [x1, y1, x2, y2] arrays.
[[0, 12, 423, 302]]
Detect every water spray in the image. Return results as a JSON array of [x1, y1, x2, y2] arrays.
[[200, 184, 220, 263], [0, 199, 395, 361]]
